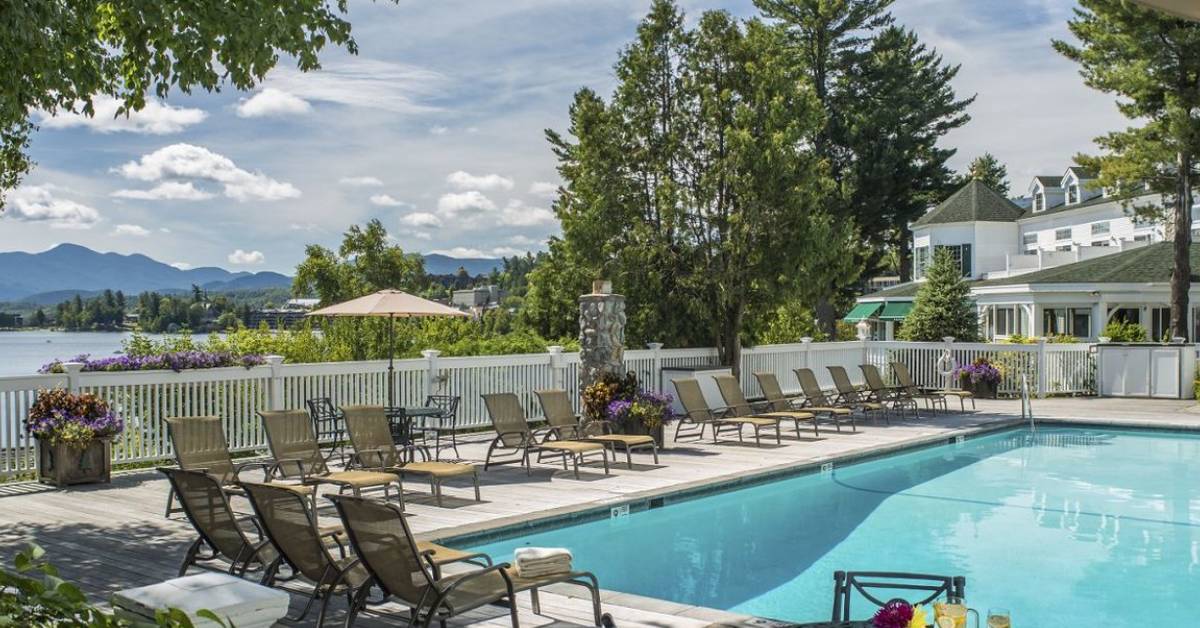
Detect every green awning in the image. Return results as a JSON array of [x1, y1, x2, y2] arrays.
[[878, 301, 913, 321], [843, 302, 882, 322]]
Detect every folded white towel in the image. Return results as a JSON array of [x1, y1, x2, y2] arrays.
[[514, 547, 573, 563], [513, 547, 573, 578], [515, 562, 572, 578]]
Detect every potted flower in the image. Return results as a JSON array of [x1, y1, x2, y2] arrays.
[[956, 357, 1001, 398], [582, 372, 674, 443], [26, 389, 123, 486]]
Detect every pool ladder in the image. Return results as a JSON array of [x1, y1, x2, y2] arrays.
[[1020, 373, 1035, 432]]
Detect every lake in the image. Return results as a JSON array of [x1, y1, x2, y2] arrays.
[[0, 331, 172, 377]]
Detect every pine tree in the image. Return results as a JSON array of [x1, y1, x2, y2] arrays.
[[963, 153, 1009, 196], [899, 248, 977, 341]]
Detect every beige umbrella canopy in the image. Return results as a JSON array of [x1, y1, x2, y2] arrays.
[[1132, 0, 1200, 20], [308, 290, 468, 406]]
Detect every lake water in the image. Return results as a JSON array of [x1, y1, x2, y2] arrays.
[[0, 331, 163, 377]]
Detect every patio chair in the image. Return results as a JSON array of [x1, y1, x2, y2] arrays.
[[157, 467, 278, 579], [305, 397, 346, 465], [240, 481, 370, 626], [481, 393, 610, 479], [341, 405, 481, 507], [832, 570, 966, 622], [534, 388, 659, 469], [330, 493, 605, 628], [163, 416, 275, 517], [827, 366, 889, 424], [259, 410, 401, 506], [893, 361, 975, 411], [752, 372, 823, 437], [414, 394, 463, 460], [889, 362, 949, 413], [713, 375, 816, 442], [859, 364, 919, 418], [791, 369, 858, 432], [673, 378, 776, 446]]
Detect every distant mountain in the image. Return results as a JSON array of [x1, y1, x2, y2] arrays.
[[423, 253, 501, 276]]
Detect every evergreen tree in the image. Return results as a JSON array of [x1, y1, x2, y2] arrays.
[[899, 248, 977, 341], [1054, 1, 1200, 339], [962, 153, 1010, 196]]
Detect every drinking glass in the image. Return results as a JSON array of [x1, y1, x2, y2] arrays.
[[986, 608, 1011, 628]]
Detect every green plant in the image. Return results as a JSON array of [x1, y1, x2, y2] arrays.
[[1045, 333, 1080, 344], [581, 372, 639, 422], [899, 248, 978, 342], [1102, 320, 1148, 342], [25, 389, 123, 448], [1005, 334, 1036, 344]]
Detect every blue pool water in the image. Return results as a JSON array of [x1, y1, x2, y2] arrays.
[[458, 427, 1200, 625]]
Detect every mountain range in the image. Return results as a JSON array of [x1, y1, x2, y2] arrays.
[[0, 244, 501, 303]]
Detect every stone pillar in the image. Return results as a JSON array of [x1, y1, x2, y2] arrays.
[[579, 280, 626, 392]]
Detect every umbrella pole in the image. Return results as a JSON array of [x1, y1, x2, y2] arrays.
[[388, 314, 395, 409]]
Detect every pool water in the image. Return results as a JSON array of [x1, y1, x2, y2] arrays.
[[458, 427, 1200, 625]]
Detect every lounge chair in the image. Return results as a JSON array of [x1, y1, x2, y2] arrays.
[[164, 415, 275, 517], [157, 467, 277, 578], [674, 378, 777, 446], [827, 366, 888, 424], [752, 372, 823, 437], [535, 389, 659, 469], [330, 493, 606, 627], [341, 405, 481, 507], [713, 374, 817, 441], [859, 364, 918, 418], [259, 409, 401, 506], [832, 571, 966, 622], [892, 361, 975, 411], [481, 393, 609, 479], [791, 369, 858, 432]]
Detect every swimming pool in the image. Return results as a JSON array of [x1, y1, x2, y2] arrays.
[[454, 427, 1200, 625]]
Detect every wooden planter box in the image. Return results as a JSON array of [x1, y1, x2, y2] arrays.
[[38, 437, 112, 487], [961, 379, 998, 399]]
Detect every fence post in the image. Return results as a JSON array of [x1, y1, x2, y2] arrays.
[[800, 337, 812, 369], [1036, 337, 1048, 398], [547, 345, 565, 390], [647, 342, 664, 392], [421, 349, 441, 401], [265, 355, 284, 410], [62, 362, 84, 394]]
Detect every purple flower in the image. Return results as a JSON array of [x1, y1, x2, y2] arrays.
[[40, 350, 266, 374]]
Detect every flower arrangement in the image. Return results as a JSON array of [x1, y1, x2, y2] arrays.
[[582, 372, 675, 432], [25, 389, 123, 448], [582, 372, 639, 422], [956, 357, 1001, 385], [40, 351, 265, 374], [872, 600, 926, 628]]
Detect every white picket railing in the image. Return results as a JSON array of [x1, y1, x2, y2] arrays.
[[0, 339, 1099, 479]]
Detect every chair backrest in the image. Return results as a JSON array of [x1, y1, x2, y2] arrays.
[[329, 494, 436, 606], [166, 416, 236, 485], [713, 375, 753, 418], [424, 395, 460, 427], [672, 379, 713, 422], [341, 405, 400, 468], [534, 389, 580, 435], [241, 482, 338, 583], [305, 397, 338, 419], [794, 368, 835, 407], [754, 372, 791, 412], [482, 393, 532, 448], [305, 397, 343, 442], [159, 467, 267, 567], [890, 361, 919, 393], [259, 410, 328, 480], [860, 364, 888, 393], [827, 366, 865, 403], [832, 571, 965, 621]]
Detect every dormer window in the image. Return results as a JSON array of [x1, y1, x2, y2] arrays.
[[1033, 193, 1045, 212], [1067, 185, 1080, 204]]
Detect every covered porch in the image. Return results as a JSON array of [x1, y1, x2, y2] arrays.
[[972, 284, 1200, 342]]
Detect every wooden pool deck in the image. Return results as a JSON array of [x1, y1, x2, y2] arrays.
[[4, 398, 1193, 627]]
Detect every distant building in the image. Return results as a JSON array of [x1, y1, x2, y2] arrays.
[[0, 313, 23, 328], [451, 285, 505, 311], [247, 298, 319, 329]]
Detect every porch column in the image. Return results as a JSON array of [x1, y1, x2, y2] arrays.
[[1030, 303, 1043, 337], [1093, 301, 1107, 338]]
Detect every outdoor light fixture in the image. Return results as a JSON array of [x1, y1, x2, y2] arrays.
[[855, 319, 871, 341], [1132, 0, 1200, 20]]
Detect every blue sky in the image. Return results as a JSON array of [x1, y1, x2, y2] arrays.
[[0, 0, 1126, 274]]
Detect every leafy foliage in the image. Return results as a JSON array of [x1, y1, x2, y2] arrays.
[[1102, 319, 1148, 342], [899, 248, 977, 341], [294, 219, 426, 306], [54, 290, 127, 331]]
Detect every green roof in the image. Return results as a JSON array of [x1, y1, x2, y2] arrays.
[[843, 302, 882, 322], [878, 301, 913, 321], [977, 242, 1200, 287], [912, 180, 1026, 227]]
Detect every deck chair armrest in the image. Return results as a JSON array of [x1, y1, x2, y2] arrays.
[[541, 425, 581, 441], [232, 461, 273, 482], [437, 563, 516, 598], [238, 515, 266, 540]]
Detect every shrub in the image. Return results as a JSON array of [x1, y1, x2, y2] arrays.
[[582, 372, 639, 422], [899, 248, 978, 342], [1102, 320, 1148, 342], [40, 351, 264, 374]]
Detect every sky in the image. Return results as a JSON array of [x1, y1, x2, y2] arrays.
[[0, 0, 1128, 274]]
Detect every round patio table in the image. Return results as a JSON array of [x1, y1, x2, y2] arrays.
[[385, 406, 441, 461]]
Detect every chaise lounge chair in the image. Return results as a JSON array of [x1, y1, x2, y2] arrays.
[[827, 366, 888, 424], [792, 368, 858, 432], [859, 364, 918, 418], [164, 415, 276, 517], [713, 374, 817, 441], [481, 393, 610, 479], [674, 377, 778, 446], [752, 371, 825, 437], [891, 361, 975, 411], [535, 389, 658, 469], [341, 405, 481, 507]]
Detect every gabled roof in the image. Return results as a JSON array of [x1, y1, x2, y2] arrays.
[[1034, 176, 1062, 188], [912, 180, 1026, 227], [1018, 190, 1159, 220], [1063, 166, 1096, 181], [976, 242, 1200, 287]]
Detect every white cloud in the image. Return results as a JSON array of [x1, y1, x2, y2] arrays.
[[228, 249, 265, 265], [112, 181, 214, 201], [37, 96, 207, 135], [412, 231, 433, 240], [235, 88, 312, 118], [446, 171, 514, 191], [400, 212, 443, 228], [288, 222, 318, 231], [111, 224, 150, 237], [499, 200, 556, 227], [369, 194, 409, 207], [429, 125, 449, 135], [338, 176, 383, 187], [264, 59, 444, 115], [170, 262, 193, 270], [528, 181, 558, 199], [490, 246, 527, 257], [437, 190, 496, 217], [508, 234, 544, 247], [431, 247, 490, 258], [116, 144, 300, 202], [4, 186, 101, 229]]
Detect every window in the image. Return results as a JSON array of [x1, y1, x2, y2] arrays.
[[913, 246, 930, 279], [1133, 233, 1153, 243], [1056, 244, 1072, 252], [1071, 309, 1092, 339], [994, 306, 1023, 337], [934, 244, 972, 277], [1043, 307, 1092, 338], [1151, 307, 1171, 342], [1110, 307, 1140, 325], [1091, 222, 1110, 236], [1067, 185, 1080, 204], [1033, 193, 1045, 212], [1055, 228, 1072, 241], [1091, 240, 1111, 247], [1021, 233, 1038, 250]]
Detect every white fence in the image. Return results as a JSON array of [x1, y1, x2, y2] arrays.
[[0, 340, 1095, 479]]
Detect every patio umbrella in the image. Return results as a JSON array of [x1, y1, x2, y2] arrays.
[[307, 290, 468, 407], [1133, 0, 1200, 19]]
